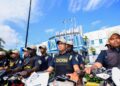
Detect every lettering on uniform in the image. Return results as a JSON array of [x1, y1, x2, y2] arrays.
[[24, 66, 31, 69], [10, 62, 14, 67], [56, 58, 68, 63]]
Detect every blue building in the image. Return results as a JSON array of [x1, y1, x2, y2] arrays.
[[47, 26, 87, 56]]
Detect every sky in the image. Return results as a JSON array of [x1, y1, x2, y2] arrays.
[[0, 0, 120, 49]]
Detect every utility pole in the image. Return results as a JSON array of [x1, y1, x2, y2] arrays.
[[25, 0, 32, 48]]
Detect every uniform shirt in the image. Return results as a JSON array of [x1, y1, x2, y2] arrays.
[[9, 58, 23, 69], [23, 56, 32, 69], [36, 54, 53, 71], [31, 55, 40, 68], [0, 58, 8, 68], [49, 52, 79, 76], [67, 50, 83, 65], [96, 48, 120, 69]]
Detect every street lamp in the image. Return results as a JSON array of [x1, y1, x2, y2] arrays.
[[25, 0, 32, 48]]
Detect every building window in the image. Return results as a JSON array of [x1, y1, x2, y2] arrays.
[[99, 39, 103, 44], [91, 40, 94, 45]]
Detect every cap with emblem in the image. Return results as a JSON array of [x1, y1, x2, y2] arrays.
[[66, 40, 73, 45], [27, 45, 37, 50], [12, 50, 19, 54], [39, 44, 46, 49], [107, 32, 120, 39], [57, 37, 66, 44]]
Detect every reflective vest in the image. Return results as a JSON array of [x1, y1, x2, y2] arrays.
[[23, 57, 32, 70]]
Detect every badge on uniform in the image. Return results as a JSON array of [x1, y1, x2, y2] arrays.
[[45, 56, 48, 60], [38, 60, 42, 65]]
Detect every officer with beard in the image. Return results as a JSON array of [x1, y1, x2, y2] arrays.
[[37, 44, 52, 71]]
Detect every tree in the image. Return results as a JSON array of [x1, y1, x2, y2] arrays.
[[83, 36, 88, 46], [0, 38, 5, 50], [89, 47, 96, 55]]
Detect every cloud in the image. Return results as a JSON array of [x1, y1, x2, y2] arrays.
[[68, 0, 83, 13], [0, 0, 42, 24], [0, 0, 42, 49], [0, 24, 23, 49], [83, 0, 102, 11], [91, 20, 101, 26], [100, 25, 109, 30], [45, 29, 55, 33], [68, 0, 120, 13]]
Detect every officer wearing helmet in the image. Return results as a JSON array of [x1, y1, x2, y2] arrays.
[[85, 33, 120, 74], [47, 37, 80, 83], [20, 46, 41, 77], [8, 50, 23, 74], [36, 44, 52, 71], [66, 40, 84, 69]]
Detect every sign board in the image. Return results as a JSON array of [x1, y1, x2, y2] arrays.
[[48, 39, 57, 51], [25, 72, 49, 86]]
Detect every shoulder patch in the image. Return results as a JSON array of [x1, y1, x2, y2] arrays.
[[75, 55, 79, 62], [45, 56, 49, 60], [19, 60, 22, 64], [69, 55, 73, 61], [38, 60, 42, 65]]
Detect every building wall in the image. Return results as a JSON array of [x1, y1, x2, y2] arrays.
[[47, 26, 85, 54], [84, 25, 120, 56]]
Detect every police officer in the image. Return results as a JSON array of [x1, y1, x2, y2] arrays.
[[27, 45, 39, 61], [8, 50, 23, 74], [0, 51, 9, 86], [20, 46, 41, 77], [66, 41, 85, 85], [85, 33, 120, 74], [0, 51, 8, 70], [19, 47, 33, 78], [47, 37, 80, 83], [66, 40, 84, 69], [22, 48, 31, 70], [37, 44, 52, 71]]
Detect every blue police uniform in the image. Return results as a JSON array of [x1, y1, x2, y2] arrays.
[[36, 54, 53, 71], [49, 52, 79, 76], [0, 58, 8, 69], [9, 58, 23, 70], [19, 55, 41, 78], [23, 55, 40, 72], [67, 50, 84, 66], [96, 48, 120, 69], [23, 56, 32, 70]]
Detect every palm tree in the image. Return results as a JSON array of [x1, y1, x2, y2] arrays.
[[89, 47, 96, 55], [0, 38, 5, 49], [83, 36, 88, 46]]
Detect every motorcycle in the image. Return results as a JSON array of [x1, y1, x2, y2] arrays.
[[112, 67, 120, 86], [0, 70, 24, 86], [22, 72, 77, 86], [22, 72, 49, 86], [48, 74, 77, 86], [91, 67, 120, 86]]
